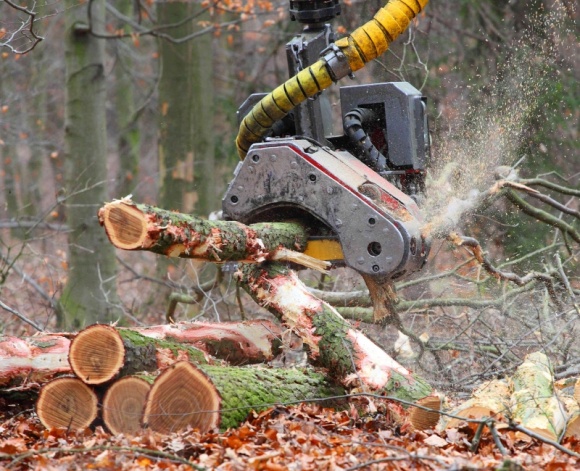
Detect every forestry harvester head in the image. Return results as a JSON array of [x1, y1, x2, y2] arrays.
[[223, 0, 431, 281]]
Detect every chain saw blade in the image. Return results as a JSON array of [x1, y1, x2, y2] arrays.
[[304, 238, 344, 262]]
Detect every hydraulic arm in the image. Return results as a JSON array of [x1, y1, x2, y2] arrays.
[[223, 0, 431, 281]]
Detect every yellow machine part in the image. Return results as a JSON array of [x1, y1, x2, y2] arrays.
[[303, 239, 345, 261], [236, 0, 429, 159]]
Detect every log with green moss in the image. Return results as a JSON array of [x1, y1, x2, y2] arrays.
[[69, 324, 209, 385], [238, 262, 434, 406], [98, 199, 326, 271], [143, 361, 345, 433], [0, 321, 284, 393]]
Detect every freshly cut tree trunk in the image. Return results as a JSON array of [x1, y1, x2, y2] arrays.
[[143, 361, 344, 433], [0, 334, 73, 390], [98, 200, 324, 270], [239, 263, 434, 406], [102, 376, 151, 435], [441, 379, 511, 430], [36, 377, 98, 430], [511, 352, 566, 441], [69, 324, 209, 385]]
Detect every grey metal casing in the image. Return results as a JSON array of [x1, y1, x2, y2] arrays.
[[340, 82, 429, 171], [222, 139, 428, 278]]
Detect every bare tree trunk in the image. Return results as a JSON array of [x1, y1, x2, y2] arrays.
[[114, 0, 140, 198], [155, 1, 216, 215], [60, 0, 121, 329]]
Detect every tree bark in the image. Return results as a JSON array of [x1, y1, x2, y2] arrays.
[[114, 0, 140, 198], [143, 361, 345, 433], [132, 320, 282, 365], [238, 263, 434, 404], [60, 0, 120, 329], [154, 0, 217, 216], [0, 334, 73, 391]]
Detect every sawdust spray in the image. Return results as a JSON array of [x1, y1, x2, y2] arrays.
[[421, 3, 576, 238]]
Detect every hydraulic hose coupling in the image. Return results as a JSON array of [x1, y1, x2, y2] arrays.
[[320, 44, 352, 82]]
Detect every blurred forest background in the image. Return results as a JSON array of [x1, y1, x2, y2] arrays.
[[0, 0, 578, 393]]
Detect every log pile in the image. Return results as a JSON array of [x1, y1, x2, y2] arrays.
[[0, 320, 282, 392], [35, 324, 344, 434]]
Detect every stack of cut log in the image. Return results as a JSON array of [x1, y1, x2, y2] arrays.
[[34, 324, 345, 434], [440, 352, 580, 440]]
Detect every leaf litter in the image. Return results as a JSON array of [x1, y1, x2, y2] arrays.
[[1, 401, 580, 470]]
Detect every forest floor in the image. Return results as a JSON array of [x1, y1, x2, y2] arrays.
[[1, 399, 580, 470]]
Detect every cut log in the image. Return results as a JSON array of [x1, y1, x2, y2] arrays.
[[0, 334, 73, 391], [98, 200, 327, 271], [441, 379, 511, 430], [143, 361, 345, 433], [511, 352, 567, 441], [36, 377, 98, 430], [409, 395, 443, 431], [143, 361, 220, 434], [68, 324, 125, 384], [0, 321, 283, 392], [102, 376, 151, 435], [69, 324, 209, 385], [238, 262, 434, 406]]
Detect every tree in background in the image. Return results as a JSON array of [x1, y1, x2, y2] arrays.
[[113, 0, 142, 199], [157, 0, 216, 216], [59, 0, 121, 329]]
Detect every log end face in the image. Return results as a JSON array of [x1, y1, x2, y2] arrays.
[[69, 324, 125, 385], [102, 376, 151, 435], [36, 377, 98, 430], [409, 395, 441, 431], [101, 202, 147, 250], [143, 361, 221, 434]]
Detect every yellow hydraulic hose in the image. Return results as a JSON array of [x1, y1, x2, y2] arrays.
[[236, 0, 429, 159]]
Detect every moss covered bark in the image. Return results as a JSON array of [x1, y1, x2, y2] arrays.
[[99, 200, 309, 262], [117, 329, 209, 377], [239, 262, 433, 403], [197, 365, 344, 430]]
